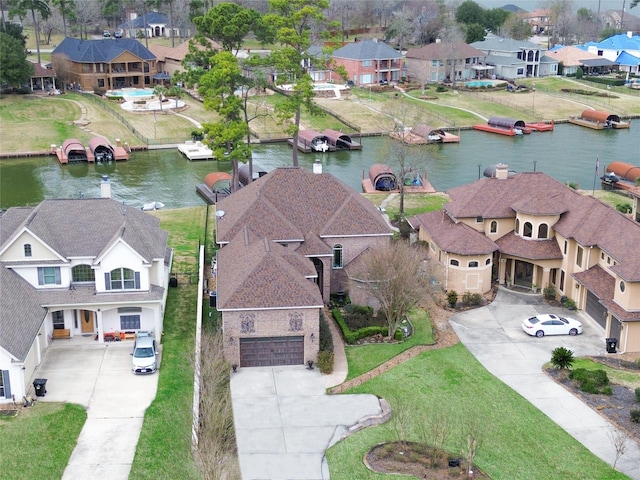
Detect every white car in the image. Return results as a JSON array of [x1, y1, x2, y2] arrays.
[[131, 336, 159, 374], [522, 314, 583, 338]]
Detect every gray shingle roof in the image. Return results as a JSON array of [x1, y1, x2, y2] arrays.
[[119, 12, 169, 30], [406, 42, 485, 61], [472, 35, 544, 53], [0, 198, 167, 263], [52, 37, 156, 63], [332, 40, 402, 60]]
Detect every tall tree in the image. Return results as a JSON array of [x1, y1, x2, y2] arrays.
[[0, 31, 34, 87], [261, 0, 332, 167], [52, 0, 74, 36], [455, 0, 484, 26], [9, 0, 51, 67], [194, 1, 261, 55]]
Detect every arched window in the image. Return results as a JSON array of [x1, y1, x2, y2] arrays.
[[523, 222, 533, 238], [24, 244, 32, 257], [515, 218, 520, 234], [490, 221, 497, 233], [332, 244, 343, 269], [538, 223, 548, 239], [106, 268, 139, 290], [72, 264, 95, 283], [468, 261, 479, 268], [450, 259, 459, 266]]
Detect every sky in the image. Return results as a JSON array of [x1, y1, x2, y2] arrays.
[[476, 0, 634, 14]]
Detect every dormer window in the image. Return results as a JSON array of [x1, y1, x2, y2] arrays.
[[476, 216, 483, 223], [538, 224, 548, 239], [523, 222, 532, 238], [72, 264, 95, 283], [24, 244, 32, 257], [105, 268, 140, 290]]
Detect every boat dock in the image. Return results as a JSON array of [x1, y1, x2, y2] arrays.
[[568, 110, 630, 130], [54, 138, 129, 164], [177, 141, 214, 160]]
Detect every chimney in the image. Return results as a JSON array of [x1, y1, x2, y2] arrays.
[[101, 175, 112, 198], [495, 163, 509, 180], [628, 31, 633, 39], [313, 159, 323, 174]]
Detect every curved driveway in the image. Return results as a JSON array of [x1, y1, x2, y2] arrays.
[[450, 288, 640, 480]]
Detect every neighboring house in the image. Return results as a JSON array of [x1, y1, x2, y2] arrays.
[[546, 45, 612, 76], [519, 8, 552, 34], [409, 165, 640, 352], [585, 32, 640, 76], [306, 45, 333, 83], [405, 40, 489, 84], [331, 39, 403, 86], [51, 37, 159, 91], [29, 62, 57, 92], [471, 34, 558, 79], [118, 11, 182, 39], [214, 166, 392, 367], [600, 10, 640, 33], [148, 39, 221, 78], [0, 191, 172, 402]]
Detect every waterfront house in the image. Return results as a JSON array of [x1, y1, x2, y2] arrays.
[[405, 41, 489, 84], [330, 39, 403, 86]]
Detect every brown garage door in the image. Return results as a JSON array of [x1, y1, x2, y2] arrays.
[[240, 336, 304, 367], [586, 290, 607, 329]]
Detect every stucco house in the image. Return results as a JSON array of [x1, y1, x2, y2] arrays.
[[118, 11, 182, 39], [51, 37, 158, 91], [471, 34, 558, 79], [214, 166, 392, 367], [331, 39, 403, 86], [405, 41, 490, 84], [547, 45, 615, 76], [409, 165, 640, 352], [0, 191, 172, 402]]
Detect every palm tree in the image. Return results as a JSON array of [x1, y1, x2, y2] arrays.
[[9, 0, 51, 67], [153, 85, 167, 111]]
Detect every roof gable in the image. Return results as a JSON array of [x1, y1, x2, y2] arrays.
[[332, 40, 402, 60]]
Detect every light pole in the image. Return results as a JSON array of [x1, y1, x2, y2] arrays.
[[532, 82, 536, 113]]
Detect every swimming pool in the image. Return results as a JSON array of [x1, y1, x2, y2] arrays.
[[106, 88, 155, 98], [466, 80, 498, 88]]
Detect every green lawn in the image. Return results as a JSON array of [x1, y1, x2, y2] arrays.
[[0, 403, 86, 480], [328, 344, 627, 480], [345, 308, 435, 380]]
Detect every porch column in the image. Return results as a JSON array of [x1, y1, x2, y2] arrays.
[[499, 258, 507, 285], [541, 267, 550, 291], [96, 309, 104, 344]]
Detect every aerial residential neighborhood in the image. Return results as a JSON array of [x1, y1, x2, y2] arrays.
[[2, 0, 640, 479]]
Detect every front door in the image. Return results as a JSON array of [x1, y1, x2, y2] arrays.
[[514, 260, 533, 287], [80, 310, 95, 333]]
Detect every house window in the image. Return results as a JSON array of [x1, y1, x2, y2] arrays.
[[72, 264, 95, 283], [476, 216, 483, 223], [560, 270, 565, 291], [38, 266, 61, 285], [52, 311, 65, 330], [106, 268, 140, 290], [431, 60, 438, 66], [576, 246, 583, 267], [607, 256, 611, 265], [538, 224, 548, 239], [468, 261, 479, 268], [98, 79, 105, 88], [523, 222, 532, 238], [450, 259, 459, 266], [0, 371, 11, 399], [601, 252, 605, 260], [490, 221, 497, 233], [24, 244, 32, 257], [332, 245, 343, 269], [517, 68, 524, 75], [430, 242, 436, 252], [515, 218, 520, 234], [362, 60, 371, 67], [120, 315, 141, 330], [485, 258, 491, 265], [620, 281, 626, 293], [564, 240, 567, 254], [551, 268, 557, 285]]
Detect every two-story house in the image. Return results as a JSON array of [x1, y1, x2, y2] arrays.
[[405, 40, 489, 85], [471, 34, 558, 79], [214, 166, 392, 367], [585, 31, 640, 76], [51, 37, 158, 91], [0, 188, 172, 402], [409, 165, 640, 352], [331, 39, 403, 86]]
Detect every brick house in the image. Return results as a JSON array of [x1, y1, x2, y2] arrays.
[[409, 166, 640, 352], [214, 166, 392, 367], [51, 37, 159, 91], [0, 194, 172, 402], [148, 39, 221, 78], [331, 39, 403, 86], [405, 41, 490, 85]]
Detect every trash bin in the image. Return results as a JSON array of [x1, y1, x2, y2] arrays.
[[606, 338, 618, 354], [209, 291, 217, 308], [169, 275, 178, 288], [33, 378, 47, 397]]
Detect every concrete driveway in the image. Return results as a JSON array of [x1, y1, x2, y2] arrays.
[[231, 366, 382, 480], [32, 339, 159, 480], [450, 288, 640, 480]]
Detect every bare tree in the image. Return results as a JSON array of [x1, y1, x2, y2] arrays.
[[351, 241, 429, 339], [459, 419, 483, 479], [608, 427, 629, 469]]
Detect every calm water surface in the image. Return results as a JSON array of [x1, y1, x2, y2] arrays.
[[1, 122, 638, 210]]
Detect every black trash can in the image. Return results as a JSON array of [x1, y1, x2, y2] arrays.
[[169, 275, 178, 288], [33, 378, 47, 397], [606, 338, 618, 354], [209, 291, 217, 308]]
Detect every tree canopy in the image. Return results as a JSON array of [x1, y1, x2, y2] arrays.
[[0, 31, 34, 87], [194, 2, 262, 54]]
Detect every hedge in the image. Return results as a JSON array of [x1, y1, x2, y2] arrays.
[[332, 308, 388, 344]]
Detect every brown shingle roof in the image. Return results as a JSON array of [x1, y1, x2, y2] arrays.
[[409, 210, 498, 255], [573, 266, 640, 322], [406, 42, 486, 61], [494, 232, 563, 260], [546, 46, 603, 67]]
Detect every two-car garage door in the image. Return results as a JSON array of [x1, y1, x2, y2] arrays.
[[240, 336, 304, 367]]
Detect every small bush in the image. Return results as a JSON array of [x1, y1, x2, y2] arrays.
[[616, 203, 632, 214], [318, 312, 333, 353], [551, 347, 575, 369], [631, 410, 640, 423], [436, 85, 448, 92], [635, 387, 640, 402], [446, 291, 458, 308], [562, 298, 576, 310], [569, 368, 610, 394], [316, 350, 334, 374], [543, 286, 556, 301]]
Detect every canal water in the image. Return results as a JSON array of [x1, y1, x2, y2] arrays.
[[1, 122, 638, 210]]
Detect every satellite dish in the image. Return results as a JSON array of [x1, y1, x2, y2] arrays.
[[216, 210, 225, 218]]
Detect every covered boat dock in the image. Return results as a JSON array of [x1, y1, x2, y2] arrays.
[[323, 129, 362, 150], [601, 161, 640, 191], [362, 164, 435, 194], [389, 125, 460, 145], [196, 172, 232, 204], [56, 138, 90, 164], [288, 129, 331, 153], [568, 110, 630, 129], [88, 137, 129, 162]]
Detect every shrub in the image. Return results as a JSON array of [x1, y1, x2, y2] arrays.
[[461, 292, 482, 306], [543, 285, 556, 301], [316, 350, 334, 374], [331, 308, 388, 344], [635, 387, 640, 402], [562, 298, 576, 310], [569, 368, 610, 394], [318, 312, 333, 353], [446, 291, 458, 308], [565, 182, 578, 190], [616, 203, 632, 214], [342, 305, 378, 330], [550, 347, 575, 369], [436, 85, 448, 92], [631, 410, 640, 423]]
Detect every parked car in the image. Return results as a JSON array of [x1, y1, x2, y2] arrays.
[[131, 335, 158, 374], [103, 30, 111, 37], [522, 314, 583, 337], [114, 29, 123, 38]]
